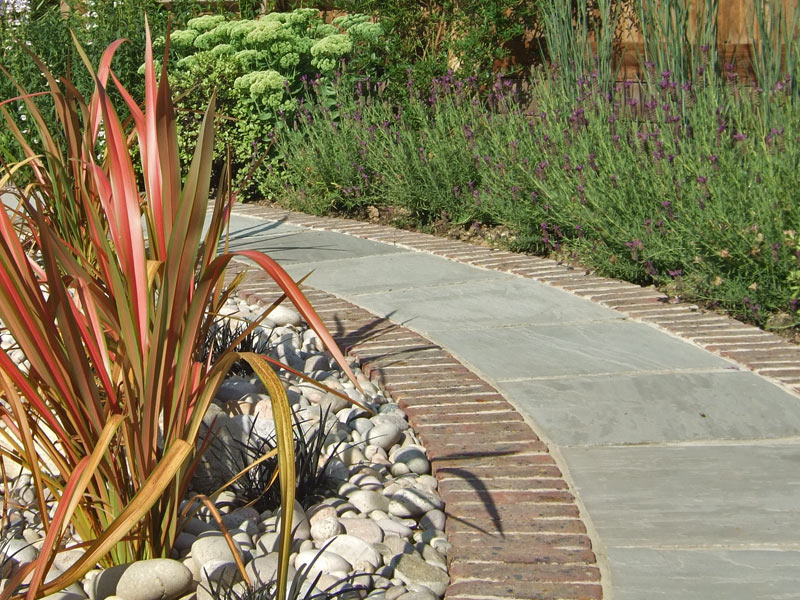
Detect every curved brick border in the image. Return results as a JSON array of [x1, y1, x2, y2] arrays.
[[226, 270, 604, 600], [232, 204, 800, 397]]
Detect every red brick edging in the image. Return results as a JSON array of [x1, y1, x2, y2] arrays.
[[229, 271, 603, 600]]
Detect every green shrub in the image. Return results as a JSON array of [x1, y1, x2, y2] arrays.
[[334, 0, 543, 92], [255, 0, 800, 331], [167, 8, 387, 199], [262, 66, 800, 329], [0, 0, 218, 162]]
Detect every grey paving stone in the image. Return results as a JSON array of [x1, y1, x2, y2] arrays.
[[331, 277, 622, 332], [282, 252, 507, 295], [561, 444, 800, 547], [223, 216, 404, 263], [431, 320, 732, 380], [500, 371, 800, 445], [227, 210, 800, 600], [608, 547, 800, 600]]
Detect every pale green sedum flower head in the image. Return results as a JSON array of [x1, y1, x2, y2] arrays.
[[310, 34, 352, 72], [230, 20, 260, 44], [348, 22, 383, 42], [234, 70, 290, 110], [187, 15, 226, 32], [193, 22, 234, 50], [210, 43, 234, 57], [170, 29, 198, 51]]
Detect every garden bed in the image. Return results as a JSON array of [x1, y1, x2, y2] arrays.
[[1, 296, 450, 600]]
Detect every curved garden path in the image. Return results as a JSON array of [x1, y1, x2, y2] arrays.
[[225, 204, 800, 600]]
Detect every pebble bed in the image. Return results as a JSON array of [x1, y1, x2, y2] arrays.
[[0, 297, 450, 600]]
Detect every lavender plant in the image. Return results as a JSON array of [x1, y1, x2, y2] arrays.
[[263, 54, 800, 329]]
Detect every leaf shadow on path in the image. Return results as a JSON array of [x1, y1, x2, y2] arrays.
[[325, 313, 515, 539]]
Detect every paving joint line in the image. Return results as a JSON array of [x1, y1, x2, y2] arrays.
[[494, 367, 744, 383], [561, 436, 800, 449]]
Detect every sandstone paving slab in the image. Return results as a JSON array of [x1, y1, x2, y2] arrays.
[[430, 320, 733, 380], [560, 444, 800, 547], [205, 212, 299, 243], [607, 547, 800, 600], [317, 277, 623, 331], [228, 206, 800, 600], [281, 251, 508, 295], [500, 370, 800, 446], [222, 214, 404, 262]]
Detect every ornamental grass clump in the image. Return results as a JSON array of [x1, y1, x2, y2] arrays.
[[0, 24, 359, 600], [213, 405, 344, 514]]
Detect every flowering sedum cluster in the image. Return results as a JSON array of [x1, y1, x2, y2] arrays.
[[310, 34, 352, 73], [167, 8, 386, 201], [186, 14, 226, 32], [234, 69, 295, 112], [170, 8, 383, 78], [170, 28, 198, 51]]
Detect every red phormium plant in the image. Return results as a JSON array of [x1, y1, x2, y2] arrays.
[[0, 23, 360, 600]]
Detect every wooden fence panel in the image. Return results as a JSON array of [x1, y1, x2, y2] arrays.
[[608, 0, 798, 80]]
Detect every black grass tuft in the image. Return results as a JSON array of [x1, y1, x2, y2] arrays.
[[197, 318, 275, 378], [212, 407, 354, 513]]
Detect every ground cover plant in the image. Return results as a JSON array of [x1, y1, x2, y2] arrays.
[[0, 24, 361, 600], [263, 0, 800, 331]]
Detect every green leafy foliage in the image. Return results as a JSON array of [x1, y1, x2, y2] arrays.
[[167, 8, 388, 200], [0, 0, 222, 162], [334, 0, 543, 92], [262, 60, 800, 329]]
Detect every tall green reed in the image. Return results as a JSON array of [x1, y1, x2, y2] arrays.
[[541, 0, 621, 100], [750, 0, 800, 103], [636, 0, 692, 83]]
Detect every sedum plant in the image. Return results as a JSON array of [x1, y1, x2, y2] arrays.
[[0, 23, 359, 600], [166, 8, 387, 201]]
